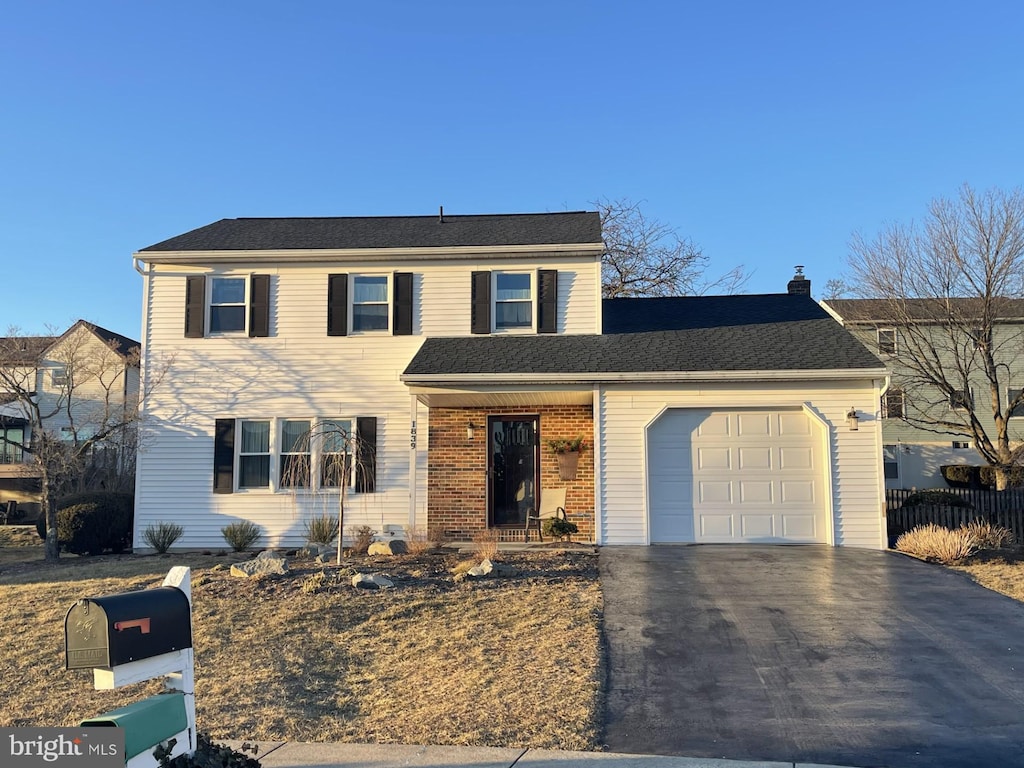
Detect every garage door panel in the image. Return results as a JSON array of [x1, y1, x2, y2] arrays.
[[738, 446, 772, 470], [737, 413, 771, 436], [739, 481, 773, 503], [648, 408, 827, 545], [740, 514, 774, 538]]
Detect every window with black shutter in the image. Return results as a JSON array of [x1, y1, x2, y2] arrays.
[[327, 274, 349, 336]]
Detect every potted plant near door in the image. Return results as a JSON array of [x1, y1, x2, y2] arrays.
[[547, 436, 586, 481]]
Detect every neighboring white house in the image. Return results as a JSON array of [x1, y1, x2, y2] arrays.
[[0, 321, 140, 518], [823, 298, 1024, 490], [133, 214, 888, 550]]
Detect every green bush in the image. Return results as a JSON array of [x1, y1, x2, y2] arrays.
[[48, 492, 134, 556], [221, 521, 262, 552], [143, 522, 185, 553], [303, 514, 339, 545], [542, 517, 579, 539], [900, 489, 973, 509], [978, 465, 1024, 488], [941, 464, 1024, 489]]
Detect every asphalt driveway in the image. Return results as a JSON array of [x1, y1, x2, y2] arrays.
[[600, 546, 1024, 768]]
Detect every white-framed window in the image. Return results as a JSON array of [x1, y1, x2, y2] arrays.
[[318, 418, 354, 488], [882, 388, 905, 419], [1008, 387, 1024, 418], [877, 328, 897, 355], [351, 275, 390, 333], [494, 272, 534, 331], [279, 419, 312, 488], [238, 420, 271, 489], [0, 426, 24, 463], [949, 388, 973, 411], [234, 417, 356, 492], [882, 444, 899, 480], [210, 277, 247, 334], [51, 365, 69, 387]]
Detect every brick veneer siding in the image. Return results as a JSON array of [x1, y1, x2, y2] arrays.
[[426, 404, 595, 542]]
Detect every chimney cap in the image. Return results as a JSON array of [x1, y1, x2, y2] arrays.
[[793, 265, 805, 279]]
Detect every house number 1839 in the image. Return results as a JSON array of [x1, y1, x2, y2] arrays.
[[410, 421, 417, 449]]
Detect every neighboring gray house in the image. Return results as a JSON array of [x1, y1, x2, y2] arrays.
[[822, 298, 1024, 490]]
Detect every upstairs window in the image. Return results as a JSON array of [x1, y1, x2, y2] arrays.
[[185, 275, 270, 338], [51, 365, 70, 387], [1008, 388, 1024, 418], [210, 278, 246, 333], [495, 273, 533, 330], [877, 328, 896, 355], [882, 388, 905, 419], [949, 389, 973, 411], [352, 276, 390, 332]]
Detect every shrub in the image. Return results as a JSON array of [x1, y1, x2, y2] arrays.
[[962, 519, 1015, 550], [143, 522, 185, 553], [978, 465, 1024, 489], [403, 525, 436, 554], [940, 464, 978, 488], [900, 490, 973, 509], [221, 521, 262, 552], [546, 436, 586, 454], [472, 528, 499, 561], [348, 525, 375, 555], [542, 517, 579, 540], [895, 523, 979, 563], [303, 514, 339, 545], [48, 492, 134, 556]]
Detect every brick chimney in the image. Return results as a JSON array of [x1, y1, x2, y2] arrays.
[[787, 266, 811, 296]]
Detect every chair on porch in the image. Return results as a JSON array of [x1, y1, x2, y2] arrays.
[[524, 488, 567, 543]]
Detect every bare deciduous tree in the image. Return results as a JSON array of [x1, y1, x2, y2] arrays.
[[0, 322, 163, 560], [596, 197, 745, 298], [846, 184, 1024, 489]]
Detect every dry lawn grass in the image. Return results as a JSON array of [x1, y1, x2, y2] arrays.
[[952, 547, 1024, 602], [0, 536, 602, 750]]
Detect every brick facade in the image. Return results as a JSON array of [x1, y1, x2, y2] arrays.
[[426, 404, 595, 542]]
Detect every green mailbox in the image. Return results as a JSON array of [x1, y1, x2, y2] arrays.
[[81, 692, 188, 761]]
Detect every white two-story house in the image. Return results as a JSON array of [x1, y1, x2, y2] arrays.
[[133, 214, 888, 549], [0, 321, 140, 518]]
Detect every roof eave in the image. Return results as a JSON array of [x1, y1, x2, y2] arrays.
[[134, 242, 605, 265], [400, 367, 890, 386]]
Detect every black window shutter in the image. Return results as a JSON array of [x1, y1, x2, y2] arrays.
[[213, 418, 235, 494], [538, 269, 558, 334], [328, 274, 348, 336], [185, 276, 206, 338], [471, 271, 491, 334], [393, 272, 413, 335], [355, 416, 377, 493], [249, 274, 271, 337]]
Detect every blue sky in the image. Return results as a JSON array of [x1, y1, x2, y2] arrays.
[[3, 1, 1023, 338]]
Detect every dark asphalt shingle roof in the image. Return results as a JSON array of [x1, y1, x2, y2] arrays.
[[140, 212, 602, 252], [826, 297, 1024, 323], [404, 294, 885, 378]]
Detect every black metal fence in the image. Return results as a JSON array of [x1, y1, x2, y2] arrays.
[[886, 488, 1024, 540]]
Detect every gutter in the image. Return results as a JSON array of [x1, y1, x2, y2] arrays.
[[400, 367, 891, 386], [133, 242, 605, 266]]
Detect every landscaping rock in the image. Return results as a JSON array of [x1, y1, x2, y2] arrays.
[[464, 558, 516, 579], [352, 573, 394, 589], [230, 555, 289, 578], [368, 540, 408, 556]]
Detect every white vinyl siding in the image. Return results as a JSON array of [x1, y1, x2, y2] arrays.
[[598, 380, 886, 549]]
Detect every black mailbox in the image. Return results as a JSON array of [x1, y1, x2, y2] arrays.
[[65, 586, 192, 670]]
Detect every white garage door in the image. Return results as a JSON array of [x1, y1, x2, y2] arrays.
[[648, 409, 826, 544]]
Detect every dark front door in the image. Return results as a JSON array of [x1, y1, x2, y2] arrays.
[[488, 416, 539, 527]]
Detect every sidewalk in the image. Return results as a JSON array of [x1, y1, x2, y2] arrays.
[[235, 741, 858, 768]]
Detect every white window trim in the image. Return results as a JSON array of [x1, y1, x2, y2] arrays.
[[877, 328, 897, 355], [1008, 387, 1024, 418], [349, 274, 392, 335], [208, 275, 250, 336], [949, 387, 974, 411], [235, 417, 356, 493], [882, 388, 905, 419], [51, 365, 69, 387], [492, 271, 536, 333]]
